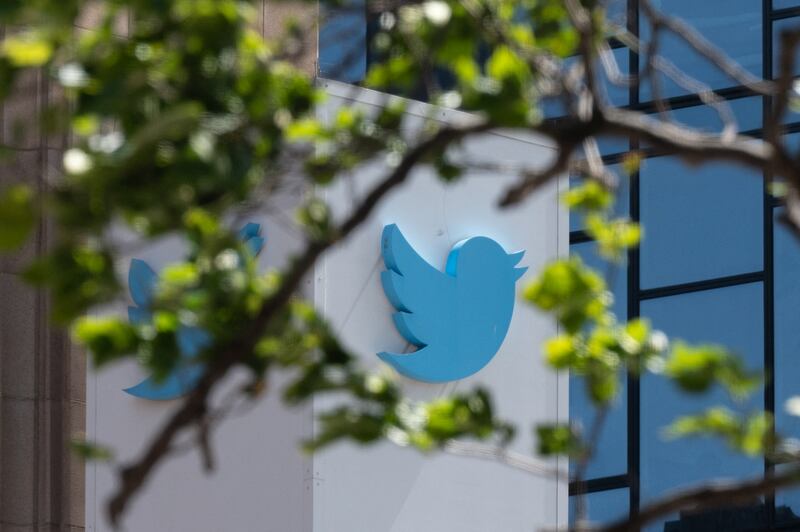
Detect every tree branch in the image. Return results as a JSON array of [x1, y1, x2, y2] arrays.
[[443, 440, 565, 479], [599, 465, 800, 532], [105, 120, 492, 526], [639, 0, 774, 96]]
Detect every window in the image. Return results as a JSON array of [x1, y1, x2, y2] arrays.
[[570, 3, 800, 529], [640, 284, 765, 530], [638, 157, 762, 289], [638, 1, 762, 100]]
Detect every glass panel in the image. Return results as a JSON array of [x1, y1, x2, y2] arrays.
[[319, 0, 367, 83], [606, 0, 627, 30], [639, 1, 762, 100], [600, 46, 630, 108], [662, 502, 771, 530], [775, 466, 800, 525], [773, 208, 800, 524], [543, 46, 630, 122], [569, 488, 629, 527], [569, 242, 627, 479], [773, 18, 800, 78], [663, 97, 763, 135], [639, 157, 763, 289], [570, 164, 631, 233], [640, 283, 765, 532], [775, 0, 800, 9]]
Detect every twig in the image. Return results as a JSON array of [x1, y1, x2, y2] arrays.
[[599, 465, 800, 532], [443, 440, 565, 479], [105, 120, 493, 527], [639, 0, 774, 97]]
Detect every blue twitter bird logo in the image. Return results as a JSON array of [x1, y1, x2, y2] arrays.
[[124, 222, 265, 400], [378, 224, 527, 383]]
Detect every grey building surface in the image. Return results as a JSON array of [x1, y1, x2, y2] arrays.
[[0, 3, 317, 530]]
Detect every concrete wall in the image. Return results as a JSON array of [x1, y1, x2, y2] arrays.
[[0, 2, 318, 530], [85, 184, 313, 531], [0, 30, 84, 532]]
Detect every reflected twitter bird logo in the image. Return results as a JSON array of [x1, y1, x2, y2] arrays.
[[125, 223, 265, 400], [378, 224, 526, 383]]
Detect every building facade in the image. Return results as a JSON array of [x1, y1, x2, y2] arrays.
[[3, 1, 800, 531], [319, 0, 800, 530]]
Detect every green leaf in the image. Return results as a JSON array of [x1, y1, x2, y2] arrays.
[[536, 423, 583, 456], [543, 335, 578, 369], [564, 180, 613, 212], [585, 214, 642, 261], [73, 317, 139, 367], [486, 46, 525, 81], [2, 33, 53, 66], [0, 184, 35, 251], [71, 439, 114, 461], [664, 342, 761, 398], [666, 408, 773, 457], [524, 258, 608, 333]]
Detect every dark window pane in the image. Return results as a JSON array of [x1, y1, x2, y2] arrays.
[[775, 1, 800, 11], [773, 208, 800, 524], [639, 1, 762, 100], [640, 283, 765, 531], [606, 0, 628, 29], [543, 46, 630, 123], [600, 46, 631, 108], [773, 18, 800, 79], [569, 488, 629, 526], [663, 97, 763, 135], [570, 165, 630, 233], [775, 467, 800, 525], [663, 502, 772, 531], [569, 242, 627, 479], [319, 0, 367, 83], [639, 157, 763, 289]]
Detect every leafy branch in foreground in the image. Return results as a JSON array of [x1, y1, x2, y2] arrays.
[[2, 0, 800, 530]]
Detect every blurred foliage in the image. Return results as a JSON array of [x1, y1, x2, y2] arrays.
[[666, 409, 773, 457], [0, 0, 782, 513]]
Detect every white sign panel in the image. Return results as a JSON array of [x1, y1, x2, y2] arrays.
[[311, 81, 567, 532], [86, 80, 567, 532]]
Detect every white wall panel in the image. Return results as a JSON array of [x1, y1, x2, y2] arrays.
[[86, 80, 567, 532], [86, 188, 313, 532], [311, 81, 567, 532]]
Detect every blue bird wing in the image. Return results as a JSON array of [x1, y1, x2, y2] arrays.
[[238, 222, 265, 256], [380, 224, 453, 348], [129, 258, 158, 308]]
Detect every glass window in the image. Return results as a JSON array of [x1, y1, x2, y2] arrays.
[[605, 0, 627, 29], [639, 1, 762, 100], [773, 18, 800, 79], [773, 208, 800, 525], [543, 46, 631, 124], [639, 157, 763, 289], [663, 97, 763, 135], [640, 283, 765, 531], [569, 488, 629, 526], [319, 0, 367, 83], [600, 46, 631, 108], [570, 164, 630, 233], [774, 208, 800, 438], [775, 0, 800, 11], [570, 242, 627, 479], [775, 467, 800, 525]]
